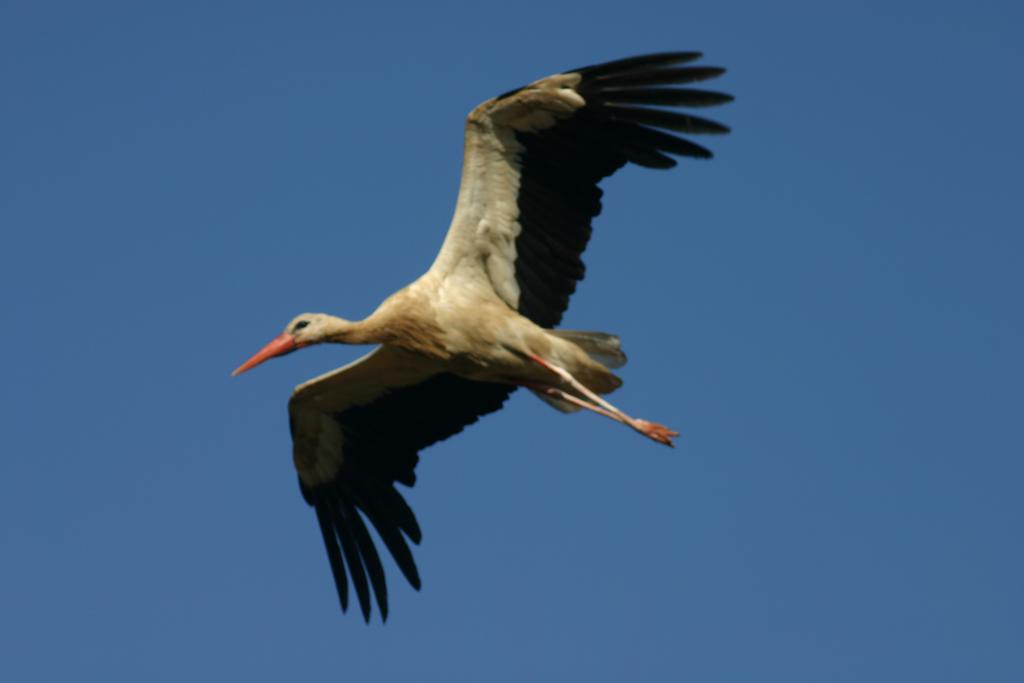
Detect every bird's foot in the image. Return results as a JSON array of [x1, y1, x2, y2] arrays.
[[632, 419, 679, 447]]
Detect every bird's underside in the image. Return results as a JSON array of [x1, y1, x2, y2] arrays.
[[235, 51, 732, 622]]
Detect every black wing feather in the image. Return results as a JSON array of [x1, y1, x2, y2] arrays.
[[506, 52, 731, 327], [594, 87, 734, 108], [296, 374, 513, 622], [572, 51, 703, 77], [593, 66, 727, 88], [314, 501, 349, 612], [329, 496, 372, 622], [604, 106, 730, 135], [343, 497, 389, 621]]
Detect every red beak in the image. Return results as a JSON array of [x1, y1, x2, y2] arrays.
[[232, 333, 298, 376]]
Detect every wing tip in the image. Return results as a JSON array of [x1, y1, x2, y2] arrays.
[[574, 51, 705, 76]]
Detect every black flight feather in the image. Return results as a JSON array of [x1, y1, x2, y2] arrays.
[[502, 52, 731, 326]]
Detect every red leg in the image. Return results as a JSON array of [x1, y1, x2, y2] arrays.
[[524, 355, 679, 447]]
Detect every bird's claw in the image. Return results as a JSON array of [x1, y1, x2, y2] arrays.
[[633, 419, 679, 447]]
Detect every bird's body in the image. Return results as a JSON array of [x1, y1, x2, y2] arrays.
[[324, 276, 620, 389], [234, 52, 731, 621]]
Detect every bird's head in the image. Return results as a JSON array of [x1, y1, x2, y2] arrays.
[[232, 313, 333, 376]]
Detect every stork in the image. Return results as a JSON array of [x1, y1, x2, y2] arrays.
[[233, 52, 732, 621]]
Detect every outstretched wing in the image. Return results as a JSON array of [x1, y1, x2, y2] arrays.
[[430, 51, 732, 327], [289, 346, 513, 622]]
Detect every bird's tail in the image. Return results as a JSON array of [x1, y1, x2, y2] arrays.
[[532, 330, 626, 413], [549, 330, 627, 369]]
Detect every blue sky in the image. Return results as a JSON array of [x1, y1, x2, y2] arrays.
[[2, 1, 1022, 681]]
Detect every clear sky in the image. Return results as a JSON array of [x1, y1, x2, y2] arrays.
[[2, 1, 1022, 681]]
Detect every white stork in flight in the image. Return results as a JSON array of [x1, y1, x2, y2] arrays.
[[233, 52, 731, 622]]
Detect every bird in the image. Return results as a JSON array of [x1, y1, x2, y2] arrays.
[[232, 51, 731, 622]]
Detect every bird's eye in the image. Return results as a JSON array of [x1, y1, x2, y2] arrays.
[[293, 320, 310, 332]]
